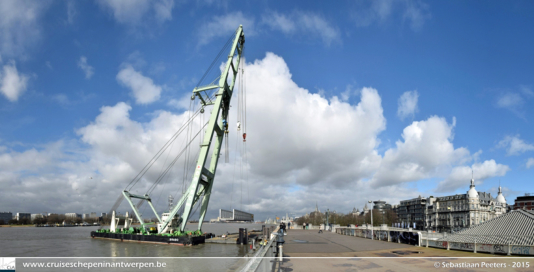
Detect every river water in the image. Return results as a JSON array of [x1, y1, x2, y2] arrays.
[[1, 223, 274, 272]]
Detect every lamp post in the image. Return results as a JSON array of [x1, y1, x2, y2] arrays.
[[368, 200, 373, 240], [326, 209, 329, 231], [332, 210, 336, 231]]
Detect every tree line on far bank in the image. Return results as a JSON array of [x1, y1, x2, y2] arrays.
[[1, 214, 104, 226], [295, 209, 399, 227]]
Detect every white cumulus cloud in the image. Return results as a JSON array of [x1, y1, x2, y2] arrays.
[[96, 0, 174, 25], [397, 90, 418, 120], [0, 62, 29, 102], [436, 160, 510, 193], [497, 135, 534, 156], [0, 0, 48, 58], [77, 56, 94, 79], [262, 11, 341, 46], [370, 116, 470, 188], [244, 53, 385, 186], [351, 0, 430, 31], [117, 65, 162, 104], [66, 0, 77, 24], [527, 158, 534, 169], [497, 92, 523, 109], [495, 87, 533, 118], [197, 12, 255, 46]]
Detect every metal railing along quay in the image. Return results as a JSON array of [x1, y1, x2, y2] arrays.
[[334, 226, 534, 256], [237, 226, 283, 272]]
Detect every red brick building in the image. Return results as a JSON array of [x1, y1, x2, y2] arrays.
[[512, 194, 534, 210]]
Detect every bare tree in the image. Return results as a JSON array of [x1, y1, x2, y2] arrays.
[[47, 214, 60, 224]]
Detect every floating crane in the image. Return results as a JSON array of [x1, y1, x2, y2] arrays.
[[93, 26, 246, 244], [127, 25, 245, 234]]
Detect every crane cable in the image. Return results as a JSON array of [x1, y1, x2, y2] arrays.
[[109, 107, 203, 216], [138, 91, 217, 196], [231, 43, 249, 211]]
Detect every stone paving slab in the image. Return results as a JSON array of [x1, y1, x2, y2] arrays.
[[274, 229, 533, 272], [277, 257, 533, 272], [284, 229, 412, 254]]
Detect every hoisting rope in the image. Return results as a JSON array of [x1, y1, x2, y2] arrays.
[[196, 29, 238, 88], [230, 43, 249, 211], [243, 45, 250, 206]]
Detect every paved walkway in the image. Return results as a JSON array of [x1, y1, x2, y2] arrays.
[[274, 229, 530, 272], [284, 229, 411, 255]]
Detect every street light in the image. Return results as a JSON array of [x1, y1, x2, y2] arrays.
[[326, 209, 329, 231], [333, 210, 336, 226], [368, 200, 373, 240]]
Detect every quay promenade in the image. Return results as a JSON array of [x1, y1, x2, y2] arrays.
[[268, 229, 529, 272]]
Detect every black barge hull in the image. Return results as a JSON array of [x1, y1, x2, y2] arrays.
[[90, 231, 205, 245]]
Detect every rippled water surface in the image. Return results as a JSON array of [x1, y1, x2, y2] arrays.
[[1, 223, 271, 257], [1, 223, 273, 271]]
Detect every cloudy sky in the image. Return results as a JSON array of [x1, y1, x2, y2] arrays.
[[1, 0, 533, 222]]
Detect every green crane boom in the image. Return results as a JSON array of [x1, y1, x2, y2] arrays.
[[157, 25, 245, 233], [120, 25, 245, 235]]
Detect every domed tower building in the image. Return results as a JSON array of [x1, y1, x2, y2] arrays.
[[362, 203, 369, 216], [494, 185, 507, 215], [467, 177, 480, 226], [426, 176, 508, 233]]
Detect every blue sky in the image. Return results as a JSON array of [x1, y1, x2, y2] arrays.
[[1, 0, 533, 220]]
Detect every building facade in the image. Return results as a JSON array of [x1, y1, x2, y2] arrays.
[[16, 213, 31, 221], [426, 179, 507, 233], [396, 195, 430, 230], [372, 200, 392, 211], [65, 213, 82, 219], [511, 194, 534, 210], [0, 212, 12, 224]]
